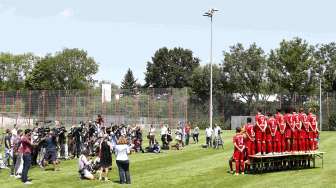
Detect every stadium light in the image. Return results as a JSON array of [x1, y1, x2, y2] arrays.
[[203, 8, 218, 129]]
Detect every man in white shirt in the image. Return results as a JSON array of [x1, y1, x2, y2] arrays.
[[214, 124, 222, 138], [160, 124, 168, 148], [148, 125, 156, 146], [205, 126, 213, 148]]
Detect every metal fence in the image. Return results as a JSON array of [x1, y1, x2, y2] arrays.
[[0, 89, 335, 130]]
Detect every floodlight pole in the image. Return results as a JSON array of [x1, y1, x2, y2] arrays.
[[203, 8, 218, 129]]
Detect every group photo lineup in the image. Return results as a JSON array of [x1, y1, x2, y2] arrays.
[[0, 0, 335, 188]]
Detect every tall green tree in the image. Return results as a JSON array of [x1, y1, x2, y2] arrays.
[[25, 48, 98, 90], [268, 37, 318, 103], [144, 47, 200, 88], [190, 64, 223, 102], [0, 52, 38, 90], [222, 43, 270, 104], [315, 42, 336, 92], [121, 68, 138, 95]]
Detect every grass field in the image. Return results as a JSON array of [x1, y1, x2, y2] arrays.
[[0, 131, 335, 188]]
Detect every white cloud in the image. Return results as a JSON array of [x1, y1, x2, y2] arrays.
[[59, 8, 74, 18]]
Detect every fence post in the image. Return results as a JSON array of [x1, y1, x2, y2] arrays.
[[28, 90, 32, 127], [1, 91, 4, 128]]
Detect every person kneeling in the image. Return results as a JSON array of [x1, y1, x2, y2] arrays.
[[78, 150, 95, 180]]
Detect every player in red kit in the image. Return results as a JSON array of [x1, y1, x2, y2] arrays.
[[244, 117, 255, 157], [299, 108, 310, 152], [233, 127, 245, 175], [275, 109, 286, 153], [292, 109, 300, 152], [284, 108, 294, 153], [266, 113, 276, 153], [267, 113, 278, 155], [307, 108, 319, 151], [255, 109, 267, 155], [299, 108, 310, 167]]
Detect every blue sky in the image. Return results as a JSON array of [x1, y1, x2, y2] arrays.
[[0, 0, 335, 85]]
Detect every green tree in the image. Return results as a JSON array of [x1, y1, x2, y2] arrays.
[[268, 37, 318, 103], [25, 48, 98, 90], [222, 43, 270, 104], [190, 64, 223, 102], [144, 47, 200, 88], [0, 52, 38, 90], [315, 42, 336, 92], [121, 68, 138, 95]]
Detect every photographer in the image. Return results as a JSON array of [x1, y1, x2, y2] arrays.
[[78, 149, 95, 180], [71, 124, 83, 158], [42, 131, 60, 171], [55, 121, 67, 159]]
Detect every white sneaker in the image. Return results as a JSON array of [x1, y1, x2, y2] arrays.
[[10, 175, 15, 177], [15, 175, 21, 179], [24, 181, 33, 185]]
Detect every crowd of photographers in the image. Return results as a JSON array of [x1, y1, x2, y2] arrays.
[[0, 115, 222, 185]]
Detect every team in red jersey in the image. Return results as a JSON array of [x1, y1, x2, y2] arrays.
[[230, 107, 319, 174]]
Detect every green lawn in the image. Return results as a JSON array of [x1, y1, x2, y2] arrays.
[[0, 131, 335, 188]]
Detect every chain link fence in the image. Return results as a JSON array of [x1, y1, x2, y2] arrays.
[[0, 89, 335, 130]]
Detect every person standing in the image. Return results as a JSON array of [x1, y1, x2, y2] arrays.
[[99, 135, 113, 181], [42, 131, 59, 171], [244, 118, 255, 157], [255, 109, 267, 155], [184, 123, 191, 146], [115, 136, 131, 184], [205, 126, 213, 148], [299, 108, 310, 152], [233, 127, 245, 176], [307, 108, 319, 151], [4, 129, 12, 167], [148, 125, 156, 147], [276, 109, 286, 153], [266, 114, 277, 154], [292, 109, 300, 152], [284, 108, 294, 153], [160, 124, 168, 148], [12, 129, 23, 178], [192, 126, 200, 144], [19, 129, 33, 185]]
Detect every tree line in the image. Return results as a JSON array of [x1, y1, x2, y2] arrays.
[[1, 37, 336, 100], [0, 48, 98, 91], [123, 37, 335, 105]]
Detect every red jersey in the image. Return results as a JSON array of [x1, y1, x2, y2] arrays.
[[244, 123, 255, 141], [255, 113, 267, 132], [293, 112, 301, 130], [18, 135, 32, 154], [275, 112, 286, 134], [299, 112, 310, 132], [284, 113, 295, 131], [267, 117, 277, 137], [307, 113, 318, 132], [233, 134, 245, 151]]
